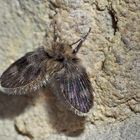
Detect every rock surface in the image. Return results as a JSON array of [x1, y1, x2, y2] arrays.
[[0, 0, 139, 140]]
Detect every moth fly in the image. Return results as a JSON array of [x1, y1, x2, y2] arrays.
[[0, 24, 93, 116]]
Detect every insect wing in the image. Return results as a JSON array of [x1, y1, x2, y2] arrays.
[[51, 64, 93, 116], [0, 47, 49, 94]]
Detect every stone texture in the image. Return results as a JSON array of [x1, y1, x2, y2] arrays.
[[0, 0, 139, 140], [47, 114, 140, 140]]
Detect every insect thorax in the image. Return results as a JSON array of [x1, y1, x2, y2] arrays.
[[47, 43, 79, 63]]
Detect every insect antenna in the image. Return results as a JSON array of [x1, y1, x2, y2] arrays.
[[71, 28, 91, 54], [52, 21, 58, 43], [51, 20, 62, 49]]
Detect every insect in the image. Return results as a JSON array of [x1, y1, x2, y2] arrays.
[[0, 24, 93, 116]]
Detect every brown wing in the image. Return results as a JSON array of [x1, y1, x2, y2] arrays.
[[0, 47, 49, 94], [50, 63, 93, 116]]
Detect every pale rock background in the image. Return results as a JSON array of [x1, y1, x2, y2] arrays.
[[0, 0, 140, 140]]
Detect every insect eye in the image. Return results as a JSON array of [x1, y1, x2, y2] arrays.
[[58, 57, 64, 62], [56, 55, 64, 62]]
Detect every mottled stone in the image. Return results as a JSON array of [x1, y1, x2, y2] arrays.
[[47, 114, 140, 140], [0, 0, 139, 139]]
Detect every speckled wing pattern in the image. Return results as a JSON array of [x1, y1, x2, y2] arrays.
[[0, 47, 49, 94], [51, 63, 93, 116]]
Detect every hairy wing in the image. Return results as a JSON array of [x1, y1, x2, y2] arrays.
[[51, 64, 93, 116], [0, 47, 49, 94]]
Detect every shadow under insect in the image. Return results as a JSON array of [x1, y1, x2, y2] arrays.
[[0, 91, 31, 119], [43, 88, 86, 136], [0, 89, 86, 137]]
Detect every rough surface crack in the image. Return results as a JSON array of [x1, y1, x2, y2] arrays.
[[107, 5, 119, 35]]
